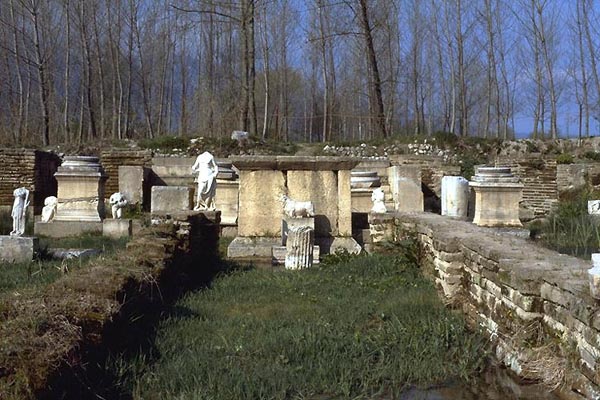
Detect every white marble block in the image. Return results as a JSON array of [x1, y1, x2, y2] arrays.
[[285, 226, 315, 270], [441, 176, 470, 218]]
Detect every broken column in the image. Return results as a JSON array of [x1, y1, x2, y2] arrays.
[[285, 226, 314, 270], [441, 176, 469, 218], [469, 166, 523, 227]]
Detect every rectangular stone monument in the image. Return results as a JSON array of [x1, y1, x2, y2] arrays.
[[228, 156, 361, 259], [118, 166, 146, 205], [0, 236, 38, 263], [103, 219, 132, 238], [388, 165, 424, 212], [150, 186, 193, 215]]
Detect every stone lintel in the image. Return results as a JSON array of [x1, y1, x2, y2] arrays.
[[230, 156, 360, 171]]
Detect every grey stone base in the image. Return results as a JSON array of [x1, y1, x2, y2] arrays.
[[103, 219, 132, 238], [0, 236, 39, 263], [35, 221, 103, 238], [227, 237, 280, 259], [272, 245, 320, 265], [228, 236, 362, 259], [316, 237, 363, 255]]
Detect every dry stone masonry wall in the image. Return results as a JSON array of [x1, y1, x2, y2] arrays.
[[396, 212, 600, 399]]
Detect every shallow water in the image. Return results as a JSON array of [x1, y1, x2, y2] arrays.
[[401, 364, 559, 400]]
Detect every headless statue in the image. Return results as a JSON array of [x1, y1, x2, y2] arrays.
[[191, 151, 218, 211]]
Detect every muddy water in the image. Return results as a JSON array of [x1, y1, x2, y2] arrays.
[[402, 364, 560, 400]]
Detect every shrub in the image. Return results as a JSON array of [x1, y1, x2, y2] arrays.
[[583, 151, 600, 162], [556, 153, 574, 164], [138, 135, 189, 151]]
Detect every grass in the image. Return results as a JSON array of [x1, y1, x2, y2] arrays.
[[531, 190, 600, 258], [109, 252, 488, 399], [0, 234, 128, 294]]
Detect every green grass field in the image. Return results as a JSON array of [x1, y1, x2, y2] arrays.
[[0, 234, 128, 294], [110, 252, 488, 399]]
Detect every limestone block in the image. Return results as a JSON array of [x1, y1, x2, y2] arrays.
[[368, 212, 396, 243], [227, 236, 280, 258], [470, 167, 523, 227], [214, 180, 239, 225], [150, 157, 196, 186], [337, 169, 353, 236], [0, 236, 38, 263], [150, 186, 192, 214], [118, 166, 146, 205], [237, 170, 285, 237], [441, 176, 469, 218], [103, 219, 132, 238], [287, 170, 339, 237], [34, 220, 103, 238], [282, 216, 315, 246], [285, 226, 315, 270], [388, 166, 424, 212]]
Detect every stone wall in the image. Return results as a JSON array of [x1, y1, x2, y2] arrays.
[[0, 149, 60, 212], [557, 163, 600, 195], [396, 212, 600, 398], [100, 149, 152, 195], [500, 158, 558, 216]]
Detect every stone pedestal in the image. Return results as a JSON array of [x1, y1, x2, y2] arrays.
[[215, 179, 239, 225], [388, 165, 423, 212], [150, 186, 192, 215], [227, 156, 361, 259], [103, 219, 132, 238], [441, 176, 469, 218], [368, 212, 396, 244], [285, 226, 314, 270], [54, 156, 108, 222], [282, 216, 314, 245], [469, 167, 523, 227], [0, 236, 38, 263], [351, 188, 374, 213]]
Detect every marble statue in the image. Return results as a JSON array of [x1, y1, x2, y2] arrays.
[[371, 187, 387, 213], [41, 196, 57, 223], [281, 195, 315, 218], [191, 151, 218, 210], [10, 187, 29, 236], [109, 192, 128, 219]]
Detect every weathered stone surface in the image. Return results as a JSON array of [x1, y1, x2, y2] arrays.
[[282, 216, 314, 246], [103, 219, 132, 238], [118, 166, 146, 205], [47, 248, 102, 260], [227, 236, 280, 258], [237, 170, 285, 237], [272, 245, 320, 265], [0, 236, 38, 263], [470, 167, 523, 227], [34, 220, 103, 238], [54, 156, 108, 222], [441, 176, 469, 218], [388, 165, 423, 212], [285, 226, 314, 270], [150, 186, 192, 215], [214, 180, 239, 225]]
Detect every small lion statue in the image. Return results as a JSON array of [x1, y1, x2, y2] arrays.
[[281, 195, 315, 218]]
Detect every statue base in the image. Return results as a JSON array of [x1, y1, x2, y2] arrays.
[[103, 219, 133, 239], [34, 220, 103, 238]]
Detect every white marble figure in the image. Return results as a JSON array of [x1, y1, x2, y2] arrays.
[[281, 195, 315, 218], [191, 151, 219, 210], [41, 196, 58, 223], [109, 192, 128, 219], [10, 187, 29, 236], [371, 188, 387, 213]]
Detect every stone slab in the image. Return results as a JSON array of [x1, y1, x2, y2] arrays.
[[150, 186, 192, 215], [272, 245, 320, 265], [118, 166, 146, 205], [351, 188, 375, 213], [237, 170, 286, 237], [230, 156, 359, 171], [103, 219, 132, 238], [316, 236, 362, 255], [34, 221, 103, 238], [227, 236, 281, 259], [215, 180, 239, 225], [0, 236, 38, 263]]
